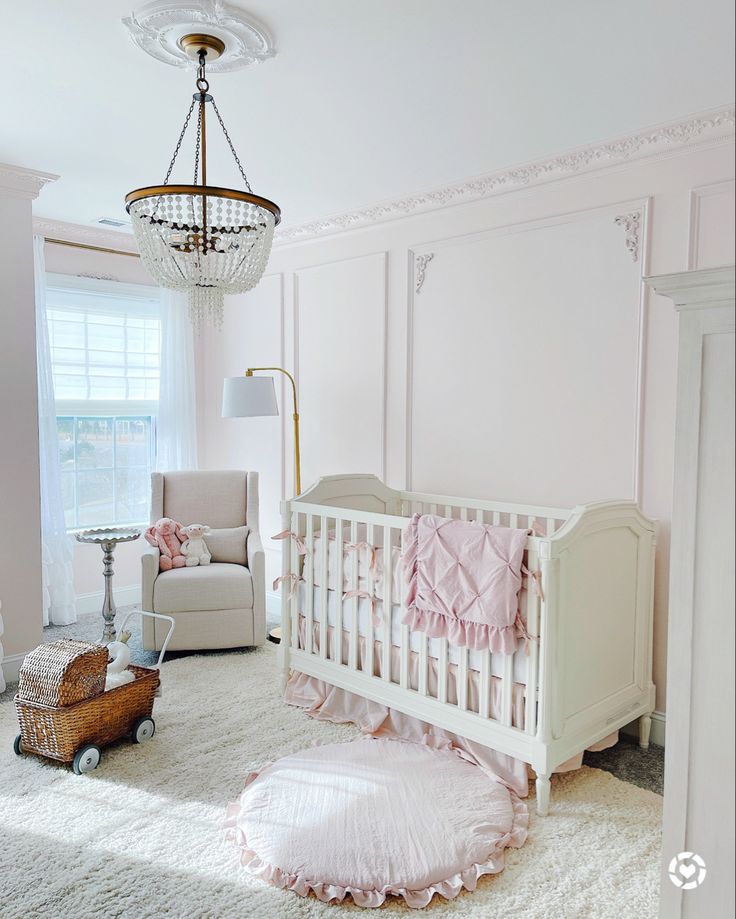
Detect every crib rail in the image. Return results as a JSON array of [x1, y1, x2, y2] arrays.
[[278, 494, 563, 754]]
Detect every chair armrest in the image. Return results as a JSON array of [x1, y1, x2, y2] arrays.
[[141, 545, 160, 611], [247, 528, 266, 644]]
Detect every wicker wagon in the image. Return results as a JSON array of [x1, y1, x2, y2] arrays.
[[13, 611, 174, 774]]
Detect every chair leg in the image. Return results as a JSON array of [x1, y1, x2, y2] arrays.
[[639, 713, 652, 750], [536, 773, 551, 816]]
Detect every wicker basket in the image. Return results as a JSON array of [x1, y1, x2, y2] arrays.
[[18, 640, 107, 707], [15, 665, 160, 762]]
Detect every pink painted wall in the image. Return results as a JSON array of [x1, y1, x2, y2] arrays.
[[1, 192, 43, 665], [196, 133, 735, 721]]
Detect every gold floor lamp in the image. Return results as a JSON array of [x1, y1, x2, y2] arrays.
[[222, 367, 302, 643]]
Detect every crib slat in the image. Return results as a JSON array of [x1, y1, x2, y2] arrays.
[[479, 650, 490, 718], [438, 638, 448, 703], [418, 634, 428, 696], [525, 544, 540, 736], [458, 647, 468, 711], [335, 516, 344, 665], [400, 527, 409, 689], [492, 511, 500, 526], [382, 525, 392, 682], [443, 504, 452, 518], [460, 506, 468, 522], [319, 515, 329, 659], [349, 519, 359, 670], [510, 513, 519, 528], [546, 517, 556, 537], [365, 523, 375, 677], [290, 511, 300, 650], [305, 514, 314, 655], [502, 652, 514, 726]]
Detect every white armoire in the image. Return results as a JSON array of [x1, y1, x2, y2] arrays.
[[647, 266, 735, 919]]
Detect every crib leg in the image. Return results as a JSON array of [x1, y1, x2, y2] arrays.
[[278, 641, 290, 693], [536, 774, 551, 816], [639, 713, 652, 750]]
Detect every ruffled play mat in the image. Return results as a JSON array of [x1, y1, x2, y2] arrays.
[[225, 737, 528, 909]]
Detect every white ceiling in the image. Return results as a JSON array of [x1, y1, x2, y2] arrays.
[[5, 0, 735, 229]]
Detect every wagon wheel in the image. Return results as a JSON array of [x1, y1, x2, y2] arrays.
[[13, 734, 23, 756], [72, 744, 102, 774], [131, 716, 156, 744]]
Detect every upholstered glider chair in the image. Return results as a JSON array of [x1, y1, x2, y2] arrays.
[[141, 471, 265, 652]]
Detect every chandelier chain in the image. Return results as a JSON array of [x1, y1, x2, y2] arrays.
[[210, 99, 254, 193], [193, 102, 203, 185], [163, 98, 197, 185]]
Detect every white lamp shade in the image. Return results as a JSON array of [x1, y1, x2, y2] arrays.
[[222, 376, 279, 418]]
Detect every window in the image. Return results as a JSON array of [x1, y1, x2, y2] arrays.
[[46, 277, 161, 530]]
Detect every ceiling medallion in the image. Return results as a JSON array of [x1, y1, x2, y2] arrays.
[[124, 33, 281, 327], [122, 1, 276, 72]]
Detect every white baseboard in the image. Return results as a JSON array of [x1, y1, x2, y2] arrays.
[[76, 586, 142, 616], [2, 651, 26, 685], [622, 709, 666, 747]]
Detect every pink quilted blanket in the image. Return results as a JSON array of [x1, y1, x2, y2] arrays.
[[403, 514, 530, 653]]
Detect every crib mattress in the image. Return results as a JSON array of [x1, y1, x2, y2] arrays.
[[296, 583, 530, 685]]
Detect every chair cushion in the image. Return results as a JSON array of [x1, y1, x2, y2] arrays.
[[156, 471, 248, 528], [206, 526, 249, 565], [153, 563, 253, 613]]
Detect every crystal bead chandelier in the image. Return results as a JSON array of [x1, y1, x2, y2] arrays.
[[125, 34, 280, 328]]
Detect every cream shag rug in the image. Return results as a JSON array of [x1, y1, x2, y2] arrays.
[[0, 644, 662, 919]]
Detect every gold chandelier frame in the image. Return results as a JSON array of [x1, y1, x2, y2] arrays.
[[124, 33, 280, 237]]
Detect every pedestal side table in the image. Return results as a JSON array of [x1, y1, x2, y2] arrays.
[[75, 528, 141, 643]]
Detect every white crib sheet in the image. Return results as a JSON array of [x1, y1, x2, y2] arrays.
[[297, 582, 530, 685], [311, 527, 403, 604]]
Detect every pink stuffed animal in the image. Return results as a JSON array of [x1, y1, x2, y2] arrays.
[[144, 517, 187, 571]]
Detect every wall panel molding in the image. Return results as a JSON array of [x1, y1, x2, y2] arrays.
[[687, 179, 736, 269], [275, 107, 733, 245], [406, 197, 651, 503], [293, 251, 389, 484]]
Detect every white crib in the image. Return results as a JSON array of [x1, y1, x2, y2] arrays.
[[278, 474, 656, 814]]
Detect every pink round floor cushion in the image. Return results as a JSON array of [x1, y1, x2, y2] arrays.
[[224, 737, 528, 908]]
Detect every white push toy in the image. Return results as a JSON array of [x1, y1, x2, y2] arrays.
[[105, 630, 135, 691]]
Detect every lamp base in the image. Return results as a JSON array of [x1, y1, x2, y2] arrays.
[[267, 626, 281, 645]]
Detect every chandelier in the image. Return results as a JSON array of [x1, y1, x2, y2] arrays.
[[125, 34, 280, 327]]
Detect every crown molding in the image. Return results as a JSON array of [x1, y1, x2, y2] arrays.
[[274, 105, 735, 246], [32, 217, 139, 254], [0, 163, 58, 200], [645, 265, 735, 309]]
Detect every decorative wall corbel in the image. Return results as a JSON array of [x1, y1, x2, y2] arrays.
[[415, 253, 435, 293], [614, 211, 642, 262]]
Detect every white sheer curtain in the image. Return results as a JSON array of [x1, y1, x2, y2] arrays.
[[156, 289, 198, 471], [34, 236, 76, 626]]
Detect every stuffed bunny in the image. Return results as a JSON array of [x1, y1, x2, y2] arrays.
[[144, 517, 187, 571], [180, 523, 212, 567]]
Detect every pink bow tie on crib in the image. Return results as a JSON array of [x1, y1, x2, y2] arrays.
[[273, 573, 302, 599], [343, 590, 382, 627], [272, 530, 307, 555], [344, 541, 379, 575]]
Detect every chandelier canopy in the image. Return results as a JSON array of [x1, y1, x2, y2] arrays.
[[125, 34, 280, 327]]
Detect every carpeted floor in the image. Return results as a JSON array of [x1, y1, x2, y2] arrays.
[[6, 609, 665, 796], [1, 630, 662, 918]]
